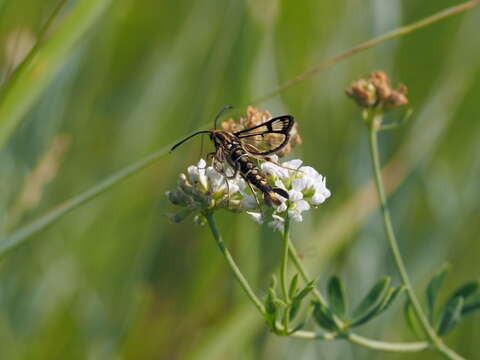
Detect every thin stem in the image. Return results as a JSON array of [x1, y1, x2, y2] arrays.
[[252, 0, 479, 104], [288, 233, 430, 353], [204, 211, 265, 315], [280, 217, 291, 332], [346, 333, 429, 353], [204, 210, 431, 354], [2, 2, 479, 260], [290, 330, 429, 352], [287, 239, 328, 307], [0, 143, 172, 259], [367, 121, 464, 360], [1, 0, 68, 82], [280, 217, 290, 301]]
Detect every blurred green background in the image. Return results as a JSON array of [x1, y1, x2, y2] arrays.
[[0, 0, 479, 359]]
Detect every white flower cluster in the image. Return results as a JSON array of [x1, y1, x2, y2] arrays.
[[166, 159, 245, 223], [246, 155, 331, 231], [166, 157, 331, 229]]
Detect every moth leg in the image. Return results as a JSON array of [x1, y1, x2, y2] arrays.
[[212, 153, 225, 174], [224, 176, 231, 208], [264, 156, 303, 173], [241, 174, 264, 219], [225, 161, 239, 180]]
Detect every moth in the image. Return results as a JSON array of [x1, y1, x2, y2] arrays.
[[171, 106, 294, 207]]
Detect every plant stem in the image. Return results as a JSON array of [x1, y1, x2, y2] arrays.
[[291, 330, 429, 352], [346, 334, 429, 353], [287, 238, 430, 352], [367, 122, 464, 360], [280, 217, 291, 332], [204, 211, 265, 315], [206, 211, 431, 354], [280, 217, 291, 301], [287, 239, 328, 307], [252, 0, 479, 104]]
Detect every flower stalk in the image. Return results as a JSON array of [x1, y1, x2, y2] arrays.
[[280, 214, 291, 332], [204, 211, 265, 315], [367, 116, 464, 360]]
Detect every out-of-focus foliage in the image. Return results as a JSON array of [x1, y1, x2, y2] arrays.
[[0, 0, 479, 359]]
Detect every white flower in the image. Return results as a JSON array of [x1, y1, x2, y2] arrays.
[[246, 211, 263, 224], [167, 157, 331, 229], [269, 215, 285, 232], [166, 159, 246, 222], [259, 158, 331, 232]]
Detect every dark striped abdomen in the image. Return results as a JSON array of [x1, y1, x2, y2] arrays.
[[229, 145, 271, 193]]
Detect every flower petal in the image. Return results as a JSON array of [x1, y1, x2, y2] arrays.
[[247, 211, 263, 224], [288, 189, 303, 202]]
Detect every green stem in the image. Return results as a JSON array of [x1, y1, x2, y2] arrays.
[[291, 330, 429, 352], [346, 334, 429, 353], [204, 211, 265, 315], [367, 120, 463, 360], [287, 239, 328, 307], [206, 211, 431, 353], [252, 0, 479, 104], [280, 217, 290, 301], [280, 217, 291, 332]]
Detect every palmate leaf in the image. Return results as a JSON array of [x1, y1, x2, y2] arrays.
[[327, 276, 347, 318], [426, 263, 450, 322]]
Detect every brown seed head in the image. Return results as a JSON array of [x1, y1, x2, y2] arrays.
[[346, 71, 409, 111]]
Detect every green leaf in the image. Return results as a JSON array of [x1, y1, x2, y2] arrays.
[[264, 289, 278, 330], [312, 301, 337, 331], [327, 276, 347, 318], [438, 297, 464, 336], [462, 301, 480, 316], [350, 286, 397, 327], [287, 321, 307, 335], [296, 280, 316, 300], [378, 286, 405, 314], [404, 300, 425, 338], [289, 281, 315, 321], [289, 274, 299, 299], [352, 277, 390, 319], [265, 290, 277, 316], [436, 280, 479, 331], [450, 281, 479, 300], [426, 263, 449, 322]]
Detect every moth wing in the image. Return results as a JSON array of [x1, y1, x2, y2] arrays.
[[234, 115, 294, 155]]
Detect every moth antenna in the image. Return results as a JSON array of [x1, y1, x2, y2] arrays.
[[214, 105, 234, 129], [170, 130, 212, 152]]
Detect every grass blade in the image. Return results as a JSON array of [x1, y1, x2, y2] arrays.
[[0, 0, 114, 148], [0, 144, 171, 258]]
